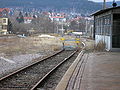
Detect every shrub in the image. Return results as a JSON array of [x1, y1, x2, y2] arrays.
[[94, 40, 106, 51]]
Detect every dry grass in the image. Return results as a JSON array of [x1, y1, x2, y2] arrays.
[[0, 38, 31, 56], [94, 41, 106, 51], [83, 39, 106, 52], [83, 39, 95, 51], [0, 36, 62, 57], [0, 35, 79, 57]]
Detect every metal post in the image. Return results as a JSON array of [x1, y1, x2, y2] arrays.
[[103, 0, 106, 9], [85, 19, 88, 37], [61, 21, 64, 36], [53, 20, 55, 33]]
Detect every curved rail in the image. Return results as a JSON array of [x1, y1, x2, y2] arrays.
[[55, 41, 86, 90], [0, 50, 76, 90], [31, 50, 77, 90], [31, 42, 86, 90], [0, 41, 85, 90], [0, 50, 63, 81]]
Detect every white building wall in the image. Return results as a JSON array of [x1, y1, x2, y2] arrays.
[[95, 35, 111, 51], [24, 19, 32, 24]]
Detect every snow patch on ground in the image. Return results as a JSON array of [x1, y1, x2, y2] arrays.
[[38, 34, 55, 38]]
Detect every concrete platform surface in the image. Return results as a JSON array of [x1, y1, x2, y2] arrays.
[[56, 51, 120, 90], [80, 52, 120, 90]]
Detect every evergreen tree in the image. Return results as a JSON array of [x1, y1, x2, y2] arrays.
[[16, 12, 24, 23], [25, 12, 28, 17]]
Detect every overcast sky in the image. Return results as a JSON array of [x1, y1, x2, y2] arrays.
[[89, 0, 120, 2]]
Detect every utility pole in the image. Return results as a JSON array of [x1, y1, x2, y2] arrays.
[[103, 0, 106, 9], [61, 21, 64, 36], [85, 19, 88, 37]]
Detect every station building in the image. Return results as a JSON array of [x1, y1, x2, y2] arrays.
[[92, 6, 120, 51]]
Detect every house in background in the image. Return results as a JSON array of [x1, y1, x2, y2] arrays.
[[0, 8, 9, 18], [23, 17, 33, 24], [92, 6, 120, 51], [0, 8, 10, 34], [49, 13, 67, 22], [50, 16, 66, 22]]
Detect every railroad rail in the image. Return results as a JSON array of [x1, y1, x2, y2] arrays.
[[55, 41, 86, 90], [0, 49, 77, 90], [31, 50, 78, 90]]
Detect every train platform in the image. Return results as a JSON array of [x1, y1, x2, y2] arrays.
[[55, 51, 120, 90]]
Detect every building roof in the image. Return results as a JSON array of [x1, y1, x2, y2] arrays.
[[42, 12, 50, 15], [69, 17, 80, 22], [23, 17, 33, 19], [92, 6, 120, 16], [50, 16, 65, 18], [0, 8, 10, 12]]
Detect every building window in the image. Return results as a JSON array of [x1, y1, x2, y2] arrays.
[[3, 19, 6, 23], [2, 25, 7, 29]]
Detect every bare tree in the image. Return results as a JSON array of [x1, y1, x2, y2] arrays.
[[32, 17, 55, 33], [69, 18, 86, 32], [9, 16, 32, 35], [9, 14, 56, 35]]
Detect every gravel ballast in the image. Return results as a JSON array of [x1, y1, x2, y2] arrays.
[[0, 53, 45, 78]]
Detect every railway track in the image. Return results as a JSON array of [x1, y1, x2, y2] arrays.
[[0, 50, 78, 90], [34, 50, 80, 90]]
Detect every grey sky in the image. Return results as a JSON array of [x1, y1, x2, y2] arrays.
[[89, 0, 120, 2]]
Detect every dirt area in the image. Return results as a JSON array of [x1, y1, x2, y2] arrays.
[[0, 34, 62, 77], [0, 34, 86, 78], [0, 34, 79, 58], [0, 34, 80, 77], [0, 35, 62, 57]]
